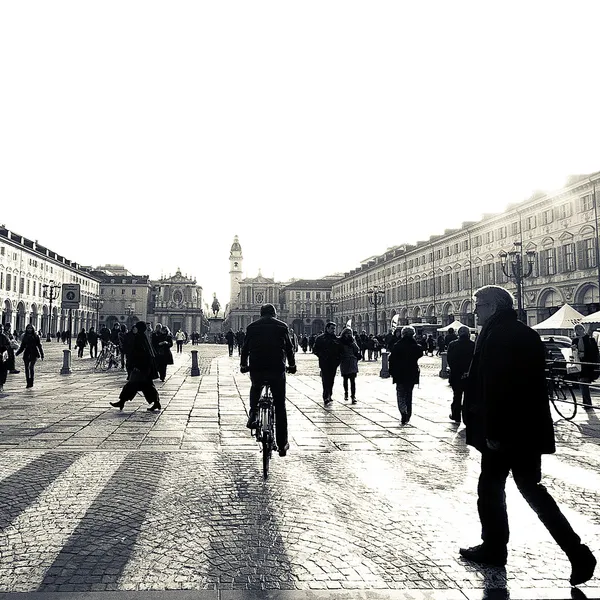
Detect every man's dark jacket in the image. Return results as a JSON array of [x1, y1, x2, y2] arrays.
[[464, 309, 555, 455], [388, 336, 423, 385], [313, 332, 341, 370], [241, 316, 295, 374], [447, 336, 475, 386]]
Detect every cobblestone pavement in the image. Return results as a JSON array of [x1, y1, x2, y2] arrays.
[[0, 343, 598, 599]]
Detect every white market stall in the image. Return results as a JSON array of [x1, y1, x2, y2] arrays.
[[531, 304, 584, 335], [437, 319, 471, 332]]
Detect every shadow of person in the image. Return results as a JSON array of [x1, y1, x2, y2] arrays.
[[571, 588, 592, 600], [464, 565, 508, 600]]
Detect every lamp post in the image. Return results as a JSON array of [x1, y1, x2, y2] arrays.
[[499, 241, 536, 323], [367, 285, 385, 336], [329, 300, 338, 327], [90, 295, 104, 331], [42, 281, 60, 342]]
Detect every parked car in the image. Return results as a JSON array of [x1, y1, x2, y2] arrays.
[[541, 335, 580, 378]]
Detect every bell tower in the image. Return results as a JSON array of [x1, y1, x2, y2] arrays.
[[229, 235, 243, 307]]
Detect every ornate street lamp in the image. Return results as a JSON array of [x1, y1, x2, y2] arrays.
[[367, 285, 385, 336], [90, 295, 104, 330], [499, 241, 536, 323], [42, 280, 61, 342]]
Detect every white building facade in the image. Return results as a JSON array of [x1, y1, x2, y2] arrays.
[[332, 172, 600, 334]]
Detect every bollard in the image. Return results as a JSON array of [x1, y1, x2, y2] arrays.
[[60, 349, 72, 375], [190, 349, 200, 376], [439, 351, 449, 378], [379, 349, 390, 378]]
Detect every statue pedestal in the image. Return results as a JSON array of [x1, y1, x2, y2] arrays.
[[208, 318, 224, 337]]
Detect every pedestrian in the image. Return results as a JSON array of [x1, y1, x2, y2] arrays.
[[15, 324, 44, 388], [236, 329, 246, 355], [87, 326, 98, 358], [308, 333, 316, 353], [339, 327, 360, 404], [99, 325, 110, 350], [118, 324, 128, 369], [152, 324, 173, 381], [55, 330, 61, 343], [366, 334, 375, 361], [313, 322, 341, 405], [444, 327, 458, 348], [300, 334, 308, 353], [110, 321, 161, 412], [110, 323, 120, 355], [572, 323, 599, 408], [175, 329, 186, 353], [0, 328, 15, 393], [426, 334, 435, 357], [436, 333, 446, 356], [3, 324, 20, 374], [75, 328, 87, 358], [225, 329, 235, 356], [460, 285, 596, 585], [388, 325, 423, 424], [446, 326, 475, 423], [288, 327, 299, 353]]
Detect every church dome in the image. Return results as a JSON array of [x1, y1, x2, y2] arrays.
[[230, 235, 242, 253]]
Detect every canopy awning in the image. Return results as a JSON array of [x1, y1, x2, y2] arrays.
[[580, 310, 600, 324], [531, 304, 584, 330], [437, 319, 470, 332]]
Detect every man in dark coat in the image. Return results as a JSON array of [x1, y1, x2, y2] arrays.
[[572, 323, 599, 407], [240, 304, 296, 457], [87, 326, 99, 359], [235, 329, 246, 356], [446, 326, 475, 423], [225, 329, 235, 356], [313, 322, 341, 405], [111, 321, 160, 411], [444, 327, 458, 348], [388, 325, 423, 424], [460, 285, 596, 586]]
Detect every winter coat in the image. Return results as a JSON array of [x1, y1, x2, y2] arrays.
[[313, 332, 341, 369], [572, 334, 600, 380], [464, 309, 555, 455], [339, 338, 360, 376], [76, 331, 87, 348], [446, 336, 475, 386], [152, 331, 174, 365], [388, 336, 423, 385], [240, 315, 296, 375], [15, 333, 44, 361]]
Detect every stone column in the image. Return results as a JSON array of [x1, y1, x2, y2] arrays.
[[190, 350, 200, 376]]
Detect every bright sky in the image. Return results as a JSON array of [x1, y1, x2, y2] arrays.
[[1, 1, 599, 306]]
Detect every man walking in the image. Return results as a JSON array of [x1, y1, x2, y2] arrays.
[[460, 285, 596, 586], [446, 325, 474, 423], [225, 329, 235, 357], [241, 303, 296, 457], [313, 322, 341, 405]]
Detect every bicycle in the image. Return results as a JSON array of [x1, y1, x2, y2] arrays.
[[546, 360, 577, 421], [245, 365, 295, 480], [95, 341, 120, 371]]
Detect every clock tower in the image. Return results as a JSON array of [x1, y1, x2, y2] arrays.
[[229, 235, 243, 308]]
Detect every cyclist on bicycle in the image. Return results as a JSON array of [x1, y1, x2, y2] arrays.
[[240, 303, 296, 457]]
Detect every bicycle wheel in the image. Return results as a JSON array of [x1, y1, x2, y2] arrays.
[[262, 433, 271, 479], [551, 383, 577, 421]]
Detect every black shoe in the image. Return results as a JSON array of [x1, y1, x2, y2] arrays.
[[147, 401, 161, 412], [278, 443, 289, 457], [110, 400, 125, 410], [9, 369, 19, 374], [351, 397, 357, 404], [246, 411, 258, 429], [569, 544, 596, 586], [401, 413, 410, 424], [459, 544, 507, 567], [344, 394, 348, 401], [449, 413, 461, 423]]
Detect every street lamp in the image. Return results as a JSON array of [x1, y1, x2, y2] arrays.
[[42, 281, 61, 342], [499, 241, 536, 323], [367, 285, 385, 336], [90, 295, 104, 330]]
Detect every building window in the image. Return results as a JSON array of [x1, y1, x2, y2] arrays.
[[32, 281, 36, 296], [485, 231, 494, 244], [19, 277, 24, 294], [132, 289, 136, 296], [306, 292, 310, 299], [0, 273, 3, 289], [540, 248, 556, 275], [556, 203, 572, 220], [525, 215, 537, 230], [541, 209, 553, 225], [443, 274, 451, 293], [462, 240, 469, 251], [122, 289, 126, 294], [473, 235, 482, 248], [316, 292, 321, 300], [0, 247, 4, 256], [580, 194, 593, 212], [6, 274, 11, 292], [585, 239, 596, 268], [111, 289, 115, 295], [296, 292, 300, 299], [26, 280, 30, 295], [563, 243, 575, 271], [511, 222, 519, 236]]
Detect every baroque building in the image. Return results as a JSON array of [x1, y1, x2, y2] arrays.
[[332, 172, 600, 334], [0, 226, 100, 334]]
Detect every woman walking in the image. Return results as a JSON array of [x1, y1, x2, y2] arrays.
[[75, 328, 87, 358], [339, 327, 361, 404], [15, 324, 44, 388], [111, 321, 161, 411], [388, 325, 423, 424], [151, 324, 173, 381]]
